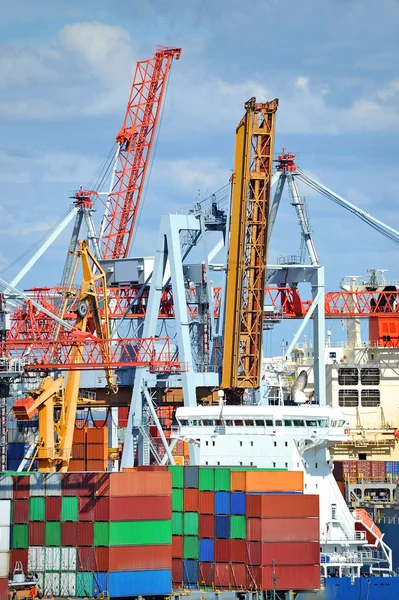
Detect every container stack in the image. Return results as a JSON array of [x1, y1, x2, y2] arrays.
[[333, 460, 388, 481], [2, 471, 173, 598], [70, 427, 108, 472], [170, 466, 320, 591], [0, 494, 11, 599]]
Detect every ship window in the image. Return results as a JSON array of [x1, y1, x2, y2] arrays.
[[306, 420, 318, 427], [360, 368, 380, 386], [339, 389, 359, 407], [274, 442, 277, 447], [245, 420, 254, 426], [284, 420, 292, 426], [318, 419, 328, 427], [338, 420, 345, 426], [180, 419, 188, 426], [293, 419, 305, 427], [255, 420, 264, 426], [206, 441, 208, 446], [203, 420, 213, 426], [265, 419, 273, 426], [285, 463, 288, 468], [275, 420, 282, 426], [239, 441, 243, 447], [273, 462, 276, 467], [285, 442, 288, 447], [361, 389, 380, 407], [338, 367, 358, 385], [188, 419, 193, 425], [234, 420, 244, 426], [192, 420, 200, 426], [225, 420, 233, 426]]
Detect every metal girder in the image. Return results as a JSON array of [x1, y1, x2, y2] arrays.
[[222, 97, 278, 390]]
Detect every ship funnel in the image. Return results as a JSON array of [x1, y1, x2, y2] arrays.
[[291, 369, 308, 404]]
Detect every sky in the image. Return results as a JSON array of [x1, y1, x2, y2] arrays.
[[1, 0, 399, 348]]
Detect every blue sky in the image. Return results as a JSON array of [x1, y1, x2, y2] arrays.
[[1, 0, 399, 346]]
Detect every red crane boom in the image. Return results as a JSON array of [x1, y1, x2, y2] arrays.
[[101, 45, 181, 259]]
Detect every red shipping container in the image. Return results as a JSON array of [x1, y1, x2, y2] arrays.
[[77, 522, 94, 546], [0, 578, 8, 600], [94, 547, 109, 572], [214, 563, 233, 589], [77, 547, 94, 571], [108, 546, 172, 571], [172, 558, 183, 584], [79, 496, 94, 521], [73, 427, 86, 444], [45, 497, 61, 521], [199, 491, 214, 515], [108, 496, 171, 521], [61, 522, 78, 547], [247, 542, 261, 565], [72, 443, 86, 460], [86, 459, 107, 472], [231, 563, 247, 589], [215, 539, 231, 563], [87, 427, 108, 444], [231, 539, 247, 564], [259, 565, 320, 591], [259, 542, 320, 565], [62, 473, 83, 496], [199, 515, 214, 538], [247, 566, 261, 590], [247, 518, 319, 542], [199, 562, 214, 587], [29, 522, 44, 546], [68, 459, 86, 472], [246, 494, 319, 519], [371, 461, 386, 478], [118, 407, 129, 428], [93, 497, 109, 521], [10, 549, 28, 575], [184, 489, 199, 512], [357, 461, 372, 478], [87, 444, 107, 461], [13, 499, 29, 524], [172, 536, 183, 558], [94, 473, 110, 496], [110, 471, 172, 497], [13, 476, 30, 499], [136, 466, 168, 472]]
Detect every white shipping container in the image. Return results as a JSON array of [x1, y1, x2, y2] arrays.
[[44, 547, 60, 571], [30, 473, 45, 497], [8, 428, 38, 444], [0, 552, 9, 577], [60, 572, 76, 596], [0, 527, 10, 552], [0, 476, 13, 500], [0, 501, 11, 526], [44, 572, 60, 597], [28, 547, 45, 572], [44, 473, 61, 497], [61, 547, 77, 571]]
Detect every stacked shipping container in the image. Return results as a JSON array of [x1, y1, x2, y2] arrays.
[[1, 471, 172, 598], [70, 427, 109, 472], [170, 466, 320, 591]]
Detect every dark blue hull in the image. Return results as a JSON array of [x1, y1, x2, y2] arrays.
[[297, 576, 399, 600]]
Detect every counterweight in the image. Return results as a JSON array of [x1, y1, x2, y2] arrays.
[[222, 97, 278, 390]]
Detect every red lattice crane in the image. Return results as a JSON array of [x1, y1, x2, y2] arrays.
[[101, 46, 182, 259]]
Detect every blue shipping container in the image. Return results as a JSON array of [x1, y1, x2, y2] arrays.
[[183, 560, 198, 584], [93, 572, 108, 596], [199, 538, 214, 562], [215, 491, 230, 515], [109, 570, 171, 597], [231, 492, 246, 515], [184, 466, 199, 488], [215, 515, 230, 539], [386, 462, 399, 477]]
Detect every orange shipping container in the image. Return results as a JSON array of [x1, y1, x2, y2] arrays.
[[184, 489, 199, 512], [68, 459, 85, 472], [73, 427, 86, 444], [230, 471, 247, 492], [245, 471, 303, 493], [86, 459, 107, 471], [108, 545, 172, 571], [87, 443, 108, 461], [247, 517, 319, 542], [87, 427, 108, 444], [246, 494, 319, 518], [72, 443, 86, 460], [109, 471, 172, 497]]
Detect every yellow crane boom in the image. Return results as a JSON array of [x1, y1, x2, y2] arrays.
[[221, 97, 278, 392], [13, 240, 118, 472]]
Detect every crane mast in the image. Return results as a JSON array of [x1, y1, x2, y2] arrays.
[[222, 97, 278, 392], [101, 46, 181, 259]]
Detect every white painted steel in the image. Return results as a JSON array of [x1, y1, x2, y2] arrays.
[[44, 547, 61, 571], [0, 476, 13, 500], [0, 501, 11, 526], [61, 547, 77, 571], [29, 473, 45, 497], [60, 572, 76, 596], [44, 473, 61, 496], [0, 526, 10, 552], [28, 547, 45, 572], [0, 552, 9, 577]]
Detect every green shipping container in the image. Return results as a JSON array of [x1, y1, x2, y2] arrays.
[[94, 522, 109, 547], [199, 467, 215, 491], [45, 521, 61, 546], [76, 572, 94, 597], [61, 496, 78, 522], [230, 515, 246, 539], [214, 468, 230, 491], [172, 488, 183, 512], [29, 497, 45, 522], [183, 512, 199, 536], [168, 465, 184, 489], [109, 520, 172, 546], [12, 524, 28, 549], [183, 535, 199, 559], [172, 512, 183, 536]]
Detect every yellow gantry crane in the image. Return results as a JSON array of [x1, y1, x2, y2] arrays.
[[13, 240, 118, 472], [222, 97, 278, 394]]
